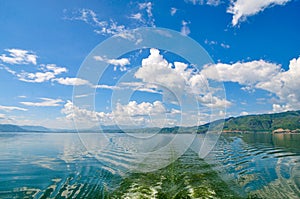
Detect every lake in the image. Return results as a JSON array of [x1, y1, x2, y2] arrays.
[[0, 132, 299, 198]]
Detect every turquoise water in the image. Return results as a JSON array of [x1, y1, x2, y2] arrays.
[[0, 133, 299, 198]]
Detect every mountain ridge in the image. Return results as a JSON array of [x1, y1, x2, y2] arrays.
[[1, 110, 299, 133]]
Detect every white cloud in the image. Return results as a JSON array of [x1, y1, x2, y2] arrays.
[[135, 48, 230, 108], [138, 2, 155, 27], [17, 64, 67, 83], [74, 94, 91, 98], [220, 43, 230, 49], [198, 94, 232, 108], [114, 101, 166, 117], [207, 0, 221, 6], [201, 57, 300, 112], [61, 100, 109, 123], [93, 84, 121, 90], [185, 0, 221, 6], [256, 57, 300, 111], [94, 82, 161, 94], [227, 0, 291, 26], [66, 9, 126, 36], [0, 105, 27, 112], [130, 13, 143, 21], [94, 56, 130, 71], [170, 7, 178, 16], [96, 20, 126, 35], [67, 8, 105, 27], [52, 77, 90, 86], [134, 87, 161, 94], [2, 63, 87, 86], [135, 48, 187, 95], [204, 39, 230, 49], [0, 64, 16, 75], [61, 100, 167, 128], [240, 111, 249, 116], [114, 101, 168, 127], [204, 39, 217, 45], [135, 49, 202, 96], [0, 113, 5, 119], [20, 98, 63, 107], [127, 2, 156, 28], [139, 2, 153, 16], [0, 49, 37, 65], [19, 71, 56, 83], [201, 60, 281, 86], [43, 64, 68, 75], [272, 104, 292, 112], [181, 20, 191, 36]]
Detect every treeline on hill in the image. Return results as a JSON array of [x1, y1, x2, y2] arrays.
[[196, 110, 300, 133], [158, 110, 300, 134]]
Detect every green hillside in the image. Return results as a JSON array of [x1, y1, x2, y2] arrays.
[[202, 110, 300, 133]]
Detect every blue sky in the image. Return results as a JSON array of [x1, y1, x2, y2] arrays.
[[0, 0, 300, 129]]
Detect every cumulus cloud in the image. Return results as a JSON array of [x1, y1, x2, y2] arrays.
[[94, 56, 130, 71], [198, 94, 232, 108], [0, 105, 27, 111], [114, 101, 166, 117], [0, 49, 37, 65], [201, 57, 300, 112], [135, 49, 187, 95], [272, 104, 292, 112], [227, 0, 291, 26], [61, 100, 169, 128], [201, 60, 281, 86], [135, 48, 230, 108], [52, 77, 90, 86], [113, 101, 168, 127], [256, 57, 300, 111], [61, 100, 109, 122], [20, 98, 63, 107]]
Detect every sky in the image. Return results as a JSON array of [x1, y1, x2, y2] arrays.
[[0, 0, 300, 129]]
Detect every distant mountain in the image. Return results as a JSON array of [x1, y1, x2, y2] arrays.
[[1, 110, 299, 133], [196, 110, 300, 133], [0, 124, 51, 132], [0, 124, 28, 132], [21, 125, 51, 132]]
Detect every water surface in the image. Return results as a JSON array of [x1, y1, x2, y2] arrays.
[[0, 132, 299, 198]]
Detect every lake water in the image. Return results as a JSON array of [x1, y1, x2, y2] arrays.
[[0, 132, 299, 198]]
